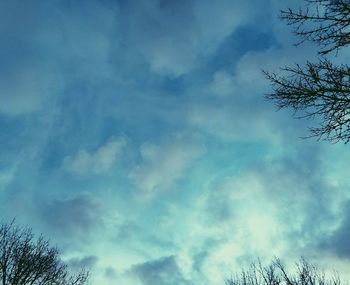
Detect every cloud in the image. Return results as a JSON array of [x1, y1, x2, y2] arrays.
[[318, 201, 350, 259], [63, 138, 126, 176], [209, 71, 236, 97], [40, 193, 103, 237], [0, 1, 65, 116], [53, 0, 118, 83], [187, 48, 321, 144], [129, 255, 190, 285], [130, 134, 205, 196], [0, 167, 16, 190], [0, 65, 64, 116], [0, 0, 119, 116], [234, 47, 317, 91], [119, 0, 197, 76], [187, 103, 280, 142], [120, 0, 256, 77], [67, 255, 98, 271], [147, 142, 343, 285], [104, 267, 118, 279]]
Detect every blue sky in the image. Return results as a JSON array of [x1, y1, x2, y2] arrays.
[[1, 0, 350, 284]]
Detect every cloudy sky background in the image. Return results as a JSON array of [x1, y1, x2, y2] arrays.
[[1, 0, 350, 284]]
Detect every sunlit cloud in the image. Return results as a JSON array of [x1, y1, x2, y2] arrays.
[[63, 138, 126, 176]]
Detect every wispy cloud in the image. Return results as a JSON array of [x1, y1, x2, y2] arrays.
[[129, 255, 191, 285], [63, 138, 126, 176]]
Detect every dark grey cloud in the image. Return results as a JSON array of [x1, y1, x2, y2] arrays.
[[129, 255, 191, 285], [67, 255, 98, 271], [113, 221, 175, 251], [40, 193, 103, 237], [319, 201, 350, 259]]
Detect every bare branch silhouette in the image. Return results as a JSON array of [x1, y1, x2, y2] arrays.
[[0, 221, 89, 285]]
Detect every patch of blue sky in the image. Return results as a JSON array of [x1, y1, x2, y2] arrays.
[[0, 116, 27, 156], [208, 24, 278, 73]]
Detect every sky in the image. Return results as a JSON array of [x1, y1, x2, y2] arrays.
[[1, 0, 350, 284]]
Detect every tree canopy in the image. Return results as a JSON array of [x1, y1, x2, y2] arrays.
[[0, 221, 88, 285], [227, 258, 341, 285], [265, 0, 350, 143]]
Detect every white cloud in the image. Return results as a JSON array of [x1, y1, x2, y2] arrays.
[[187, 45, 322, 144], [148, 170, 285, 285], [209, 71, 236, 97], [0, 167, 16, 190], [187, 103, 281, 143], [130, 134, 205, 197], [150, 143, 345, 285], [63, 138, 126, 176], [234, 43, 319, 92], [146, 39, 198, 77]]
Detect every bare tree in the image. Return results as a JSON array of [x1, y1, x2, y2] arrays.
[[226, 258, 342, 285], [281, 0, 350, 55], [0, 221, 88, 285], [265, 0, 350, 143]]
